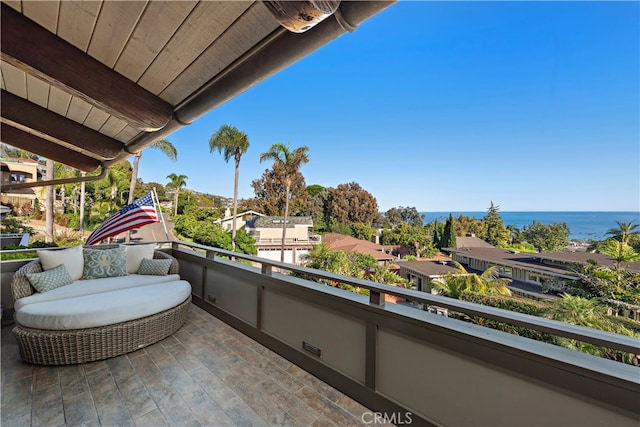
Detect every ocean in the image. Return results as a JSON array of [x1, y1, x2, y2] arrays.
[[419, 211, 640, 241]]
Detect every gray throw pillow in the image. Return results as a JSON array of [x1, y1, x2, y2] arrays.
[[137, 258, 172, 276], [27, 263, 73, 293]]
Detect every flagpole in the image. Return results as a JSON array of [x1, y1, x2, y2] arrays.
[[152, 187, 170, 242]]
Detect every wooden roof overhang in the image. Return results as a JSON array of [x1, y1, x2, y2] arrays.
[[0, 1, 395, 189]]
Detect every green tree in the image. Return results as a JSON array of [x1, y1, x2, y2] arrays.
[[306, 184, 325, 197], [209, 125, 250, 251], [251, 162, 309, 216], [431, 261, 512, 299], [259, 143, 309, 263], [92, 162, 132, 210], [482, 201, 509, 247], [385, 206, 424, 228], [381, 223, 436, 258], [350, 222, 376, 241], [45, 159, 54, 243], [432, 219, 442, 249], [453, 214, 486, 238], [128, 138, 176, 204], [127, 138, 176, 241], [301, 244, 377, 288], [166, 173, 188, 216], [547, 293, 638, 361], [597, 238, 640, 291], [607, 220, 640, 246], [324, 182, 379, 225], [572, 259, 640, 305], [606, 220, 640, 263], [440, 213, 457, 249], [521, 221, 570, 252], [368, 266, 410, 286], [301, 186, 327, 232], [136, 181, 167, 200]]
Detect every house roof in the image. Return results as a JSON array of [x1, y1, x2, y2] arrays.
[[452, 236, 495, 248], [322, 233, 394, 250], [0, 1, 395, 177], [246, 216, 313, 229], [215, 210, 265, 224], [398, 260, 461, 277], [322, 233, 396, 261], [447, 247, 640, 275]]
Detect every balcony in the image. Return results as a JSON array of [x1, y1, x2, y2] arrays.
[[2, 241, 639, 426], [253, 237, 317, 246]]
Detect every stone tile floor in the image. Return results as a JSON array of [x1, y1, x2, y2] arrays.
[[1, 303, 376, 426]]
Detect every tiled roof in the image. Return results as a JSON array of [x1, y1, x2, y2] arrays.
[[447, 247, 640, 274], [398, 260, 460, 276], [322, 233, 396, 261], [322, 233, 394, 250], [453, 236, 495, 248]]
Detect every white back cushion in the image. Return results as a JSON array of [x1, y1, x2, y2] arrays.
[[37, 245, 84, 280], [121, 243, 156, 274]]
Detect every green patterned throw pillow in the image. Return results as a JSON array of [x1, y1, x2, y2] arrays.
[[137, 258, 172, 276], [27, 263, 73, 293], [82, 247, 128, 279]]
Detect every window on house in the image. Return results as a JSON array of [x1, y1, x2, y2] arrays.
[[499, 266, 513, 277]]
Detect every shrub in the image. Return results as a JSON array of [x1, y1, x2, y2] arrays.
[[0, 216, 34, 235]]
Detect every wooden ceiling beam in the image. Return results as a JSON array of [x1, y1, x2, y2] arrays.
[[0, 3, 173, 132], [1, 90, 124, 160], [0, 124, 102, 172]]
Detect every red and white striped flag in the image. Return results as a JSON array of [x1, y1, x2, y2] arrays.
[[86, 192, 159, 245]]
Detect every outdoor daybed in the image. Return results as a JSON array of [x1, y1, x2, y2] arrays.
[[10, 244, 191, 365]]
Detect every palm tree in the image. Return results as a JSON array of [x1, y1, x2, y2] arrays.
[[166, 173, 188, 216], [606, 220, 639, 260], [606, 220, 639, 246], [79, 172, 86, 240], [431, 260, 512, 299], [126, 139, 176, 242], [208, 125, 250, 251], [259, 143, 309, 263], [128, 139, 177, 204], [45, 159, 54, 243]]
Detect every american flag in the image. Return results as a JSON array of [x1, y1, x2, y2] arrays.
[[86, 192, 159, 245]]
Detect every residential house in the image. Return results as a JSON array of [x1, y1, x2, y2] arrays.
[[321, 233, 397, 266], [0, 157, 44, 213], [445, 246, 640, 286], [244, 215, 317, 264], [215, 209, 264, 232], [398, 260, 461, 293]]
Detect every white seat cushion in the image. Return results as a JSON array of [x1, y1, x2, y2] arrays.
[[15, 274, 180, 311], [16, 280, 191, 330]]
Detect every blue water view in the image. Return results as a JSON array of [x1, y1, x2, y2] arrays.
[[419, 211, 640, 241]]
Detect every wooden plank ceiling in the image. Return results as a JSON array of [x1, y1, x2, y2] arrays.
[[0, 1, 394, 175]]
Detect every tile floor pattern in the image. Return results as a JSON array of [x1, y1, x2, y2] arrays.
[[1, 304, 382, 426]]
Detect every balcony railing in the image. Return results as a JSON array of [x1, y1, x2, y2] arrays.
[[253, 236, 320, 245], [2, 241, 639, 426]]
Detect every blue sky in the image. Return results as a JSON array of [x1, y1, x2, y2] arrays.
[[137, 1, 639, 213]]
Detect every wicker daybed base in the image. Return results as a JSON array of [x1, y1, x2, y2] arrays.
[[11, 248, 189, 365], [13, 296, 191, 365]]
